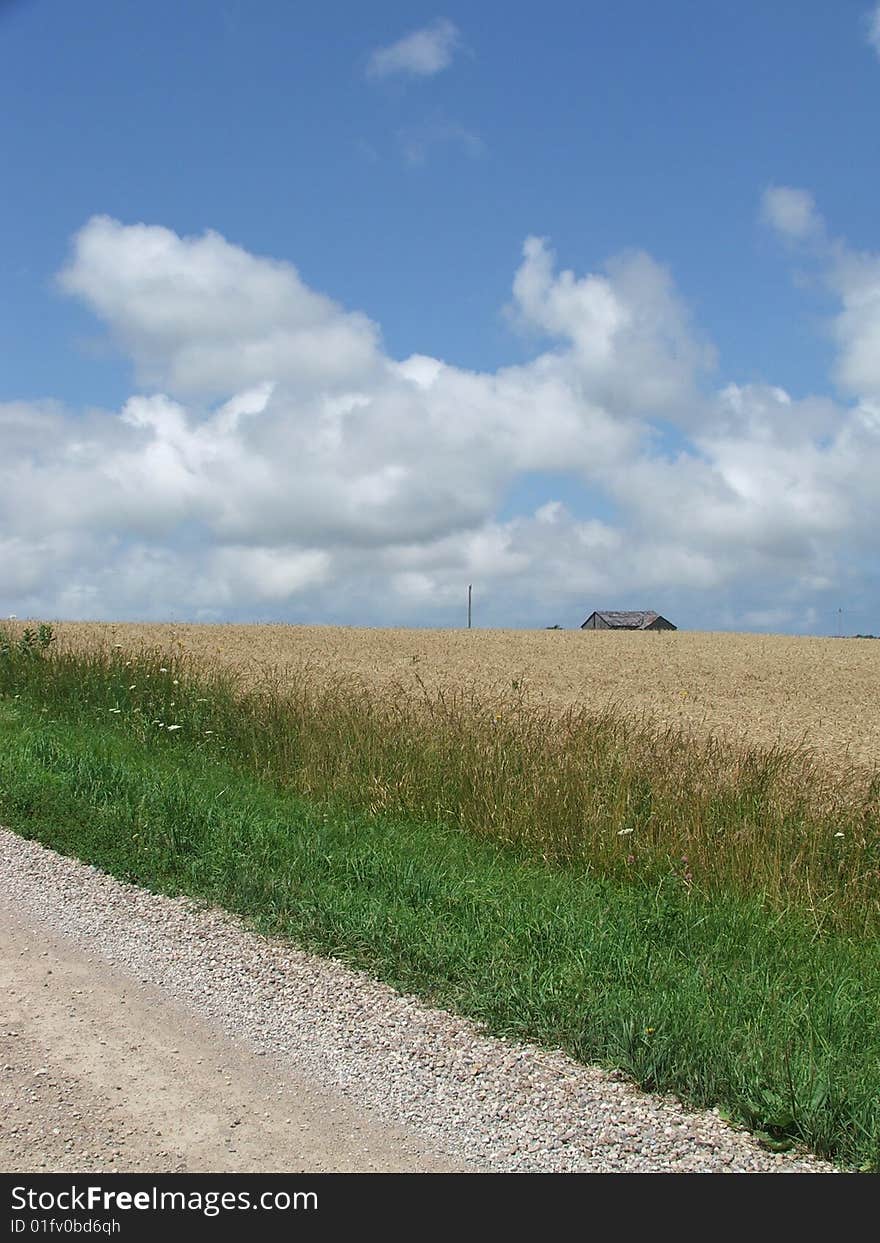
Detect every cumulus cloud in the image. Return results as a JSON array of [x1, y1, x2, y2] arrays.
[[760, 185, 825, 243], [761, 183, 880, 407], [3, 209, 879, 630], [509, 237, 715, 423], [827, 247, 880, 402], [58, 216, 382, 399], [366, 18, 461, 80]]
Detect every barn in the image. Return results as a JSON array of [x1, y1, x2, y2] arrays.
[[581, 610, 677, 631]]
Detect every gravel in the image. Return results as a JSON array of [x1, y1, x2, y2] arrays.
[[0, 827, 836, 1173]]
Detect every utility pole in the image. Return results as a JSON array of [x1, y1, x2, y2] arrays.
[[837, 607, 843, 638], [467, 584, 472, 630]]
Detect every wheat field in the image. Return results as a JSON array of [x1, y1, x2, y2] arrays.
[[40, 622, 879, 774]]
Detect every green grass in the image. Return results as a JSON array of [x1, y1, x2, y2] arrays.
[[1, 682, 879, 1170]]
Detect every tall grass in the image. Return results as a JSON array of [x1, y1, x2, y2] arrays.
[[2, 627, 878, 936]]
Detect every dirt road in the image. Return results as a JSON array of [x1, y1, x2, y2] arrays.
[[0, 896, 464, 1173], [0, 829, 833, 1173]]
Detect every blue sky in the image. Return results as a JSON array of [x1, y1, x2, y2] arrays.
[[2, 1, 880, 632]]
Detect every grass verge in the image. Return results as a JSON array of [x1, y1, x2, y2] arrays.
[[0, 694, 878, 1170]]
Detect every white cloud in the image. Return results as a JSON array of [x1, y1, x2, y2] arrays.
[[759, 185, 824, 242], [760, 184, 880, 408], [512, 236, 628, 365], [58, 216, 382, 399], [207, 547, 330, 604], [3, 211, 880, 630], [510, 237, 715, 422], [366, 18, 461, 80], [827, 247, 880, 402]]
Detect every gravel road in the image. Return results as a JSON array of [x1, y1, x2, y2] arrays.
[[0, 827, 835, 1173]]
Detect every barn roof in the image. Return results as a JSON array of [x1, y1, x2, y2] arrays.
[[586, 610, 663, 628]]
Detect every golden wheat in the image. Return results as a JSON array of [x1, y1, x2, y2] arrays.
[[32, 621, 880, 775]]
